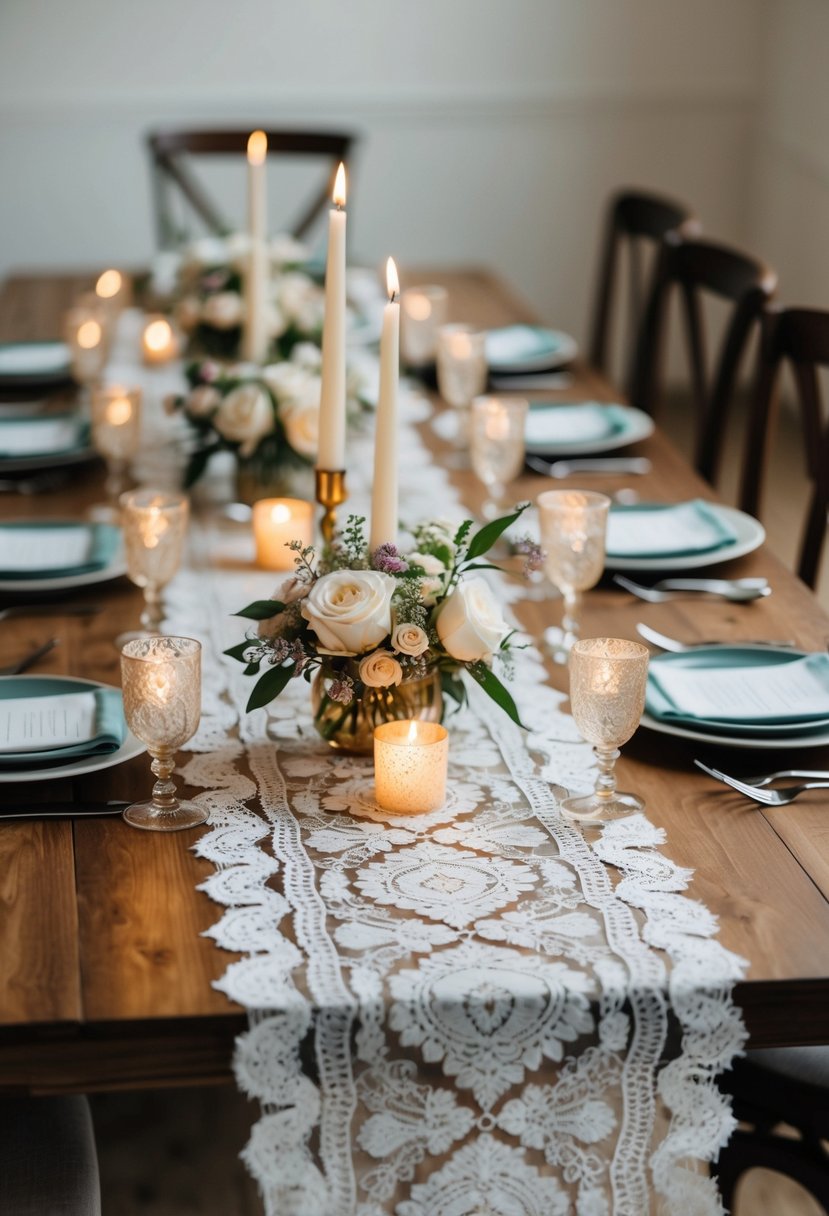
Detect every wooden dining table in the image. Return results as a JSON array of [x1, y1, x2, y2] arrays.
[[1, 267, 828, 1101]]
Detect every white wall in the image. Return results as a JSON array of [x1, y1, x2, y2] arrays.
[[0, 0, 763, 347]]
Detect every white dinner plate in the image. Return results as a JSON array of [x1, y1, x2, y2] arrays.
[[0, 536, 127, 594], [0, 341, 71, 381], [0, 674, 144, 783], [525, 402, 654, 456], [605, 504, 765, 572], [485, 326, 579, 374], [640, 711, 829, 751]]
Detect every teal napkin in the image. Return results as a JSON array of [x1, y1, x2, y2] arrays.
[[646, 651, 829, 726], [0, 522, 120, 580], [606, 500, 738, 559], [0, 685, 126, 767]]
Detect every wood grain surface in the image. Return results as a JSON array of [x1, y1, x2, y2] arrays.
[[1, 268, 827, 1094]]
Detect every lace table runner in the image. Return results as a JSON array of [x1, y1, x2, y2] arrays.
[[112, 309, 746, 1215]]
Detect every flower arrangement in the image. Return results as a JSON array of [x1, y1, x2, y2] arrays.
[[226, 506, 529, 739], [166, 343, 377, 487], [172, 233, 364, 362]]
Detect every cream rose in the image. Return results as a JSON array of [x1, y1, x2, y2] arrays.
[[175, 295, 202, 333], [279, 380, 321, 460], [359, 649, 403, 688], [202, 291, 244, 329], [392, 622, 429, 658], [301, 570, 395, 655], [262, 361, 311, 401], [214, 384, 275, 457], [435, 578, 507, 663]]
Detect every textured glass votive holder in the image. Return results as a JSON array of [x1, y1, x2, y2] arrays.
[[252, 498, 313, 571], [374, 720, 449, 814], [400, 285, 449, 366]]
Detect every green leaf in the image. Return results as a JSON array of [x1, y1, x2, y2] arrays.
[[184, 444, 219, 488], [453, 519, 473, 549], [223, 641, 254, 662], [459, 562, 502, 574], [467, 663, 525, 728], [440, 669, 468, 711], [246, 662, 296, 712], [464, 504, 529, 562], [234, 600, 286, 621], [243, 661, 261, 676]]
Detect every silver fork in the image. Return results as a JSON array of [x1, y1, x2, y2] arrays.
[[614, 574, 771, 603], [635, 623, 796, 652], [694, 760, 829, 806], [741, 767, 829, 787], [0, 636, 59, 676]]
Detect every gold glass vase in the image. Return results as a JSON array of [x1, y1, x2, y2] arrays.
[[311, 667, 443, 754]]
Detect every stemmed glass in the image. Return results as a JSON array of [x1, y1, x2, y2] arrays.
[[470, 395, 528, 519], [400, 285, 449, 367], [120, 636, 206, 831], [120, 489, 189, 636], [561, 637, 649, 824], [64, 299, 109, 406], [436, 324, 488, 454], [90, 385, 142, 510], [537, 489, 610, 663]]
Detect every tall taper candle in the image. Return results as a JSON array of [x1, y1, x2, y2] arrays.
[[317, 162, 347, 469], [242, 130, 269, 363], [370, 258, 400, 551]]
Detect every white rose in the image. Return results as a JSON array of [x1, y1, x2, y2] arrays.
[[291, 342, 323, 372], [187, 385, 221, 418], [301, 569, 395, 656], [409, 552, 446, 576], [202, 291, 244, 329], [392, 622, 429, 658], [419, 576, 444, 607], [269, 234, 310, 267], [435, 578, 507, 663], [262, 361, 310, 401], [225, 231, 252, 271], [185, 236, 229, 268], [265, 301, 287, 339], [279, 379, 320, 459], [278, 273, 324, 332], [214, 384, 275, 456], [359, 649, 403, 688], [257, 576, 311, 638]]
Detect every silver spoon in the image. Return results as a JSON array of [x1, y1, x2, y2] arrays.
[[614, 574, 771, 603], [636, 623, 795, 652]]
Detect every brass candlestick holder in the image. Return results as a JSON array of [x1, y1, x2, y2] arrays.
[[315, 468, 348, 545]]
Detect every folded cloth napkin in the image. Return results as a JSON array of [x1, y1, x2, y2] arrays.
[[646, 652, 829, 725], [0, 341, 70, 377], [606, 499, 738, 559], [0, 522, 120, 579], [526, 402, 628, 448], [485, 325, 564, 365], [0, 415, 87, 459], [0, 687, 126, 766]]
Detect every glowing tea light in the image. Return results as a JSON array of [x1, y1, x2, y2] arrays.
[[400, 284, 448, 366], [77, 319, 102, 350], [106, 395, 132, 426], [90, 384, 142, 472], [96, 268, 123, 302], [252, 498, 314, 571], [141, 316, 178, 364], [373, 719, 449, 815]]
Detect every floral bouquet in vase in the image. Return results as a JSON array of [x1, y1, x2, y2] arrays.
[[226, 506, 528, 752], [166, 343, 377, 495]]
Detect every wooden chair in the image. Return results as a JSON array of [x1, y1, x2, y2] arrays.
[[0, 1094, 101, 1214], [629, 233, 777, 487], [146, 128, 356, 249], [740, 306, 829, 588], [588, 188, 700, 395], [714, 1049, 829, 1213]]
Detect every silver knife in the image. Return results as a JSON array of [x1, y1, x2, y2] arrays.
[[527, 455, 652, 478], [0, 800, 130, 820]]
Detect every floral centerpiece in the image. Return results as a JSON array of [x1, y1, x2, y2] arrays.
[[172, 233, 364, 362], [226, 506, 528, 751], [166, 343, 377, 492]]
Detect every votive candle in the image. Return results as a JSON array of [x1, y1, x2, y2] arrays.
[[141, 315, 178, 364], [252, 498, 313, 570], [374, 720, 449, 815], [400, 284, 448, 366]]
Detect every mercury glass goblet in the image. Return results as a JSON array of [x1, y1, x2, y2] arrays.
[[470, 395, 528, 519], [64, 299, 109, 403], [120, 489, 189, 635], [436, 324, 488, 453], [537, 489, 610, 663], [561, 637, 649, 824], [90, 385, 142, 505], [120, 636, 206, 831], [400, 284, 449, 367]]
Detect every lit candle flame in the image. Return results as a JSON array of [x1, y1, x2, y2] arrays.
[[105, 395, 132, 426], [77, 319, 102, 350], [406, 720, 419, 745], [96, 269, 122, 300], [247, 130, 268, 166], [333, 162, 346, 208], [386, 257, 399, 302], [270, 502, 292, 524], [144, 318, 173, 352]]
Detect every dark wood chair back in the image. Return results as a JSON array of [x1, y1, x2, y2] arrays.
[[146, 128, 356, 249], [588, 188, 700, 394], [630, 233, 777, 486], [741, 306, 829, 588]]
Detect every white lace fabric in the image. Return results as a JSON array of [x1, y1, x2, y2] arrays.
[[119, 308, 746, 1215]]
